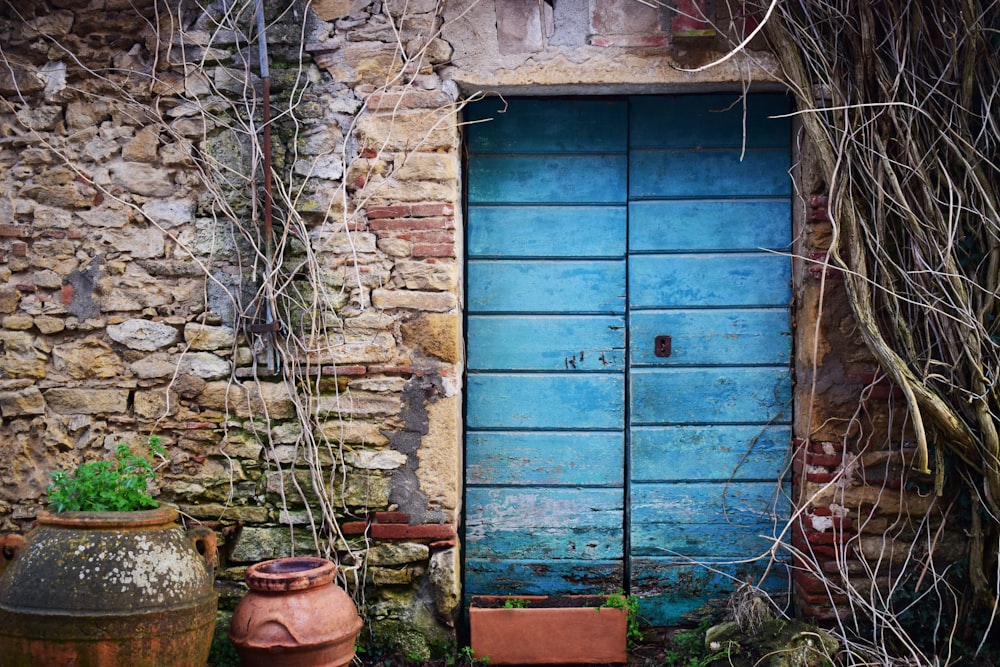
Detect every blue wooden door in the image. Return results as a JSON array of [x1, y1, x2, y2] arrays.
[[465, 95, 792, 623]]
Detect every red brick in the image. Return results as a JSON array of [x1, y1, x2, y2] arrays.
[[11, 242, 28, 257], [68, 229, 83, 239], [15, 284, 36, 292], [590, 35, 669, 47], [41, 230, 67, 239], [797, 601, 850, 622], [320, 365, 367, 376], [411, 231, 454, 244], [410, 203, 453, 218], [806, 453, 845, 468], [61, 283, 74, 305], [0, 224, 30, 238], [809, 194, 829, 208], [808, 440, 846, 455], [806, 206, 830, 223], [429, 539, 456, 549], [369, 523, 455, 540], [367, 205, 412, 219], [412, 244, 455, 258], [368, 365, 421, 376], [341, 521, 369, 535], [793, 586, 848, 606], [373, 511, 410, 524], [369, 217, 452, 232], [792, 568, 832, 594]]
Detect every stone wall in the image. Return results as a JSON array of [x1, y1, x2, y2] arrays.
[[0, 0, 959, 655]]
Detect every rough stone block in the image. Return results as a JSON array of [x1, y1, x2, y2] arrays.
[[184, 322, 236, 351], [0, 387, 46, 417], [44, 388, 128, 414], [401, 313, 460, 362], [368, 542, 430, 566], [107, 318, 180, 351], [372, 288, 456, 312], [496, 0, 545, 54]]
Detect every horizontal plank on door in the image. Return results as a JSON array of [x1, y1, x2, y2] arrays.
[[629, 149, 791, 198], [466, 487, 624, 560], [467, 431, 625, 486], [629, 94, 791, 150], [468, 205, 627, 258], [629, 253, 791, 308], [630, 424, 791, 482], [630, 366, 792, 425], [629, 309, 790, 366], [468, 373, 625, 429], [631, 557, 789, 626], [464, 559, 625, 597], [468, 259, 626, 314], [630, 481, 789, 527], [629, 200, 790, 253], [468, 315, 626, 371], [469, 156, 628, 204], [630, 520, 785, 558], [467, 98, 628, 154]]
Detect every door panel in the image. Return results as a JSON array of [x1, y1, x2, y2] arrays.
[[628, 254, 791, 308], [466, 97, 629, 596], [468, 259, 626, 313], [466, 431, 624, 486], [467, 374, 625, 429], [469, 156, 627, 203], [465, 94, 792, 621], [629, 367, 792, 425], [467, 315, 626, 371], [469, 205, 627, 257], [629, 309, 790, 366], [629, 200, 790, 252]]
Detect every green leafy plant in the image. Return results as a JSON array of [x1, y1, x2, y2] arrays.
[[445, 645, 490, 666], [601, 592, 642, 648], [502, 598, 529, 609], [47, 436, 165, 513], [663, 617, 714, 667]]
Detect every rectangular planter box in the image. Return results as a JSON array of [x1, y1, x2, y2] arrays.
[[469, 595, 627, 665]]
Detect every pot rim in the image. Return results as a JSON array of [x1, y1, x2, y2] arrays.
[[35, 506, 178, 529], [245, 556, 337, 592]]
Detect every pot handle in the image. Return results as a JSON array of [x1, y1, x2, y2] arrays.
[[1, 534, 27, 576], [188, 526, 218, 570]]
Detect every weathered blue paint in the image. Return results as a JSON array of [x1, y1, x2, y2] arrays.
[[465, 560, 625, 597], [630, 149, 793, 199], [629, 309, 790, 366], [469, 205, 627, 257], [467, 315, 626, 370], [465, 487, 624, 559], [629, 94, 791, 149], [629, 200, 790, 252], [467, 259, 626, 313], [465, 94, 792, 620], [630, 425, 792, 481], [466, 431, 624, 486], [629, 367, 792, 425], [631, 559, 790, 626], [467, 97, 628, 154], [466, 373, 624, 429], [469, 156, 627, 204], [629, 253, 791, 308]]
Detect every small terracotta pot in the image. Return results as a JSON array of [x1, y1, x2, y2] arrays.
[[230, 556, 362, 667]]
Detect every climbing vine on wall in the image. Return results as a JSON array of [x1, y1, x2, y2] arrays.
[[758, 0, 1000, 654]]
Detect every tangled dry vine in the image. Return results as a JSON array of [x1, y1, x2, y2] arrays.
[[754, 0, 1000, 659]]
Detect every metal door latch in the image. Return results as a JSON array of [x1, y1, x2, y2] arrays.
[[654, 335, 672, 358]]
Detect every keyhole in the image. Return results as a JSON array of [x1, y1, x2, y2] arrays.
[[654, 335, 672, 358]]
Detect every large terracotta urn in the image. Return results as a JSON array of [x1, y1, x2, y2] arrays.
[[230, 556, 363, 667], [0, 507, 218, 667]]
